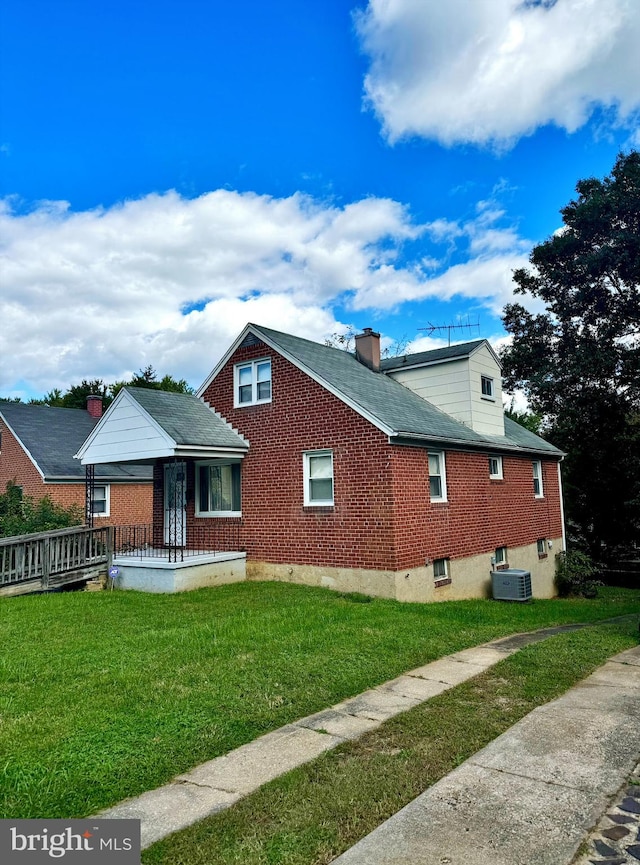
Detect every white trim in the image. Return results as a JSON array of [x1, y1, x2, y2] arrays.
[[557, 460, 567, 551], [92, 483, 110, 518], [233, 358, 272, 408], [495, 545, 508, 566], [488, 455, 503, 479], [303, 449, 334, 507], [481, 375, 494, 398], [428, 451, 447, 502], [195, 459, 242, 517], [433, 557, 449, 582], [533, 459, 544, 498], [75, 389, 177, 464]]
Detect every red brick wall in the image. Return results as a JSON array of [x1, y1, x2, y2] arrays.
[[0, 420, 152, 526], [200, 340, 563, 571], [390, 448, 563, 569], [202, 343, 397, 569]]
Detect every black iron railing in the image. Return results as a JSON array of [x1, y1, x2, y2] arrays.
[[112, 521, 243, 563]]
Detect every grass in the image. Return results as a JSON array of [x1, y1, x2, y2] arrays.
[[0, 581, 638, 821], [143, 621, 640, 865]]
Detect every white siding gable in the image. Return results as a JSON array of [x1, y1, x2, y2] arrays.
[[386, 342, 505, 436], [76, 390, 176, 465]]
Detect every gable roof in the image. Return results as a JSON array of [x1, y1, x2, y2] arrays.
[[199, 324, 562, 458], [75, 388, 249, 465], [380, 339, 499, 371], [0, 403, 153, 481]]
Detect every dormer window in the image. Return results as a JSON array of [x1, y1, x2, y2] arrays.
[[481, 375, 494, 398], [234, 359, 272, 407]]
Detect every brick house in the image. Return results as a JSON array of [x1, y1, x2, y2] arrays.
[[77, 324, 565, 599], [0, 400, 153, 527]]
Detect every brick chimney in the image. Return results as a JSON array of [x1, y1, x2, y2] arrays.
[[86, 395, 103, 418], [355, 328, 381, 372]]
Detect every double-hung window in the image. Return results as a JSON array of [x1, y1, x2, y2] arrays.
[[532, 460, 543, 498], [197, 461, 242, 516], [234, 359, 271, 407], [481, 375, 494, 398], [488, 455, 503, 479], [428, 451, 447, 502], [304, 450, 334, 506], [92, 484, 110, 517]]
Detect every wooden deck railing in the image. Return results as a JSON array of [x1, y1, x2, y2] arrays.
[[0, 525, 111, 594]]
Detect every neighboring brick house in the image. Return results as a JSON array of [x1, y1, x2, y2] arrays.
[[77, 324, 565, 600], [0, 400, 153, 527]]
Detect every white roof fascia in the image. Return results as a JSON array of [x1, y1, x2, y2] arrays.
[[196, 323, 256, 397], [197, 324, 396, 439], [175, 446, 248, 459], [74, 389, 177, 464], [0, 411, 46, 480]]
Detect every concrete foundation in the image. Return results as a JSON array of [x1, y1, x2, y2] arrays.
[[248, 538, 561, 602], [111, 552, 246, 593]]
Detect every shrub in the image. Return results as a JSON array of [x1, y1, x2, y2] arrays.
[[555, 549, 601, 598], [0, 481, 83, 538]]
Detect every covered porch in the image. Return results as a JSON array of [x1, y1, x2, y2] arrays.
[[75, 387, 250, 592]]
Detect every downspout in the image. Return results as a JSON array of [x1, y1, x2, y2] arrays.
[[557, 458, 567, 552]]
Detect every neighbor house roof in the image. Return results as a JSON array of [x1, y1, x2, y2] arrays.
[[0, 403, 153, 481], [75, 388, 249, 465], [199, 324, 562, 458]]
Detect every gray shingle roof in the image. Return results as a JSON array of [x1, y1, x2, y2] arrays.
[[0, 403, 153, 480], [250, 325, 562, 457], [380, 339, 488, 371], [124, 388, 248, 450]]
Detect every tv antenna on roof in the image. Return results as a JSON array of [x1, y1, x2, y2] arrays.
[[418, 318, 480, 347]]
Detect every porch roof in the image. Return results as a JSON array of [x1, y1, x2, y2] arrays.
[[75, 387, 249, 465]]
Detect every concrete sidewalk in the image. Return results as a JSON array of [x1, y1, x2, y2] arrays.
[[332, 645, 640, 865], [95, 622, 639, 857]]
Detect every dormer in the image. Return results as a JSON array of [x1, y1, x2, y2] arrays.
[[381, 340, 505, 436]]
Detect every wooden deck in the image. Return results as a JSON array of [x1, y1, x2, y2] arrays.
[[0, 525, 110, 597]]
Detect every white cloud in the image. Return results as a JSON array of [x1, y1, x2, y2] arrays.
[[0, 190, 428, 396], [356, 0, 640, 146]]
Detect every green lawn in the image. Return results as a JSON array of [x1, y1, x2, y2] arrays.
[[0, 581, 638, 821]]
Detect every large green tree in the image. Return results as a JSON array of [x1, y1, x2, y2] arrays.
[[501, 151, 640, 558]]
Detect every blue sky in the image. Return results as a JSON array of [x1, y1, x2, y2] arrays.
[[1, 0, 639, 401]]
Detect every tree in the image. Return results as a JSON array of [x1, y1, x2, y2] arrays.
[[0, 482, 83, 538], [500, 151, 640, 558]]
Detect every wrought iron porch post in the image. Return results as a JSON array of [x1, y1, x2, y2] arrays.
[[85, 464, 95, 528]]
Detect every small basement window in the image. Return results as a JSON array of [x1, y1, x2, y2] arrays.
[[433, 558, 450, 585], [494, 546, 508, 569], [537, 538, 547, 558]]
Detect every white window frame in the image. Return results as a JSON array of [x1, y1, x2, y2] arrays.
[[195, 460, 242, 517], [234, 358, 272, 408], [433, 558, 449, 583], [537, 538, 547, 557], [303, 450, 334, 507], [428, 451, 447, 503], [533, 460, 544, 498], [495, 546, 507, 567], [488, 455, 503, 479], [92, 484, 110, 518], [481, 375, 494, 399]]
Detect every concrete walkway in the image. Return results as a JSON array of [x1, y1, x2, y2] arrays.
[[96, 622, 640, 859], [333, 645, 640, 865]]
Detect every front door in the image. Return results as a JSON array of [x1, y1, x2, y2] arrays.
[[164, 462, 186, 546]]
